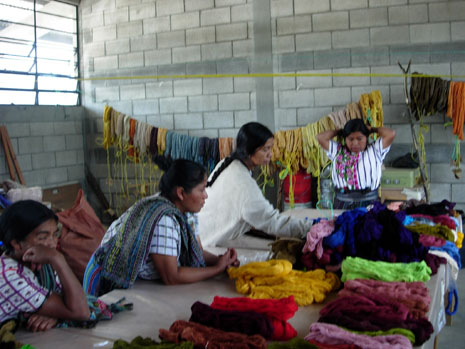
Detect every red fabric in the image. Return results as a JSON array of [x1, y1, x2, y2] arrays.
[[210, 296, 298, 340], [57, 189, 106, 282]]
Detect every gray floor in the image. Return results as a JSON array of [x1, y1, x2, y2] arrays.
[[437, 269, 464, 348]]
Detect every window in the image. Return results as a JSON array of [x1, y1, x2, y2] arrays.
[[0, 0, 80, 105]]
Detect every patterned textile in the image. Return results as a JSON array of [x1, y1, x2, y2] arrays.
[[0, 256, 61, 323], [86, 195, 205, 295]]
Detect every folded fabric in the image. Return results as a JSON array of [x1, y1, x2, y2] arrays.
[[227, 259, 340, 306], [113, 336, 193, 348], [302, 219, 335, 258], [159, 320, 266, 349], [305, 323, 412, 349], [210, 296, 298, 340], [341, 256, 431, 283], [189, 301, 274, 339]]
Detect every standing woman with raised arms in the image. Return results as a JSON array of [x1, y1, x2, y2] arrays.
[[198, 122, 313, 247]]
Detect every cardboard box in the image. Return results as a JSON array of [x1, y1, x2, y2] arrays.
[[381, 167, 420, 188]]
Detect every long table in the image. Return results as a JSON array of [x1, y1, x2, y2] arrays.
[[15, 208, 449, 349]]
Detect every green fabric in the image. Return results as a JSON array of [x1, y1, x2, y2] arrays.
[[267, 338, 318, 349], [113, 336, 193, 349], [343, 327, 416, 344], [341, 256, 431, 282]]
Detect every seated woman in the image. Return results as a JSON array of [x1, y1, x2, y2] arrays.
[[84, 158, 239, 296], [0, 200, 90, 332], [198, 122, 313, 247], [317, 118, 396, 209]]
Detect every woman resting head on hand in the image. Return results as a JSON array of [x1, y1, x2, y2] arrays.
[[84, 158, 239, 296], [0, 200, 89, 332]]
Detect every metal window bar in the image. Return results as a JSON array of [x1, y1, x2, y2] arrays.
[[0, 0, 79, 105]]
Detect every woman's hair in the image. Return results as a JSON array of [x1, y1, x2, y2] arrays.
[[153, 156, 207, 201], [207, 122, 274, 187], [340, 118, 371, 140], [0, 200, 58, 253]]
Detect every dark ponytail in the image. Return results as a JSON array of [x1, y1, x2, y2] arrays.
[[341, 119, 370, 139], [153, 156, 207, 201], [0, 200, 57, 253], [207, 122, 273, 187]]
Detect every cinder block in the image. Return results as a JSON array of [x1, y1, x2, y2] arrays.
[[452, 21, 465, 41], [129, 3, 156, 21], [94, 56, 118, 71], [381, 104, 409, 123], [410, 23, 450, 43], [188, 95, 218, 112], [158, 63, 186, 76], [82, 12, 104, 29], [203, 111, 234, 128], [234, 110, 257, 127], [430, 183, 451, 202], [65, 135, 84, 150], [216, 0, 245, 6], [203, 77, 233, 94], [295, 0, 329, 14], [313, 12, 349, 32], [189, 129, 219, 138], [217, 58, 249, 74], [370, 0, 406, 7], [174, 79, 202, 96], [371, 65, 404, 85], [451, 183, 465, 203], [104, 8, 129, 25], [67, 165, 85, 182], [219, 93, 250, 110], [429, 1, 465, 22], [277, 15, 311, 35], [273, 77, 296, 90], [332, 29, 370, 49], [93, 25, 117, 42], [297, 107, 333, 125], [431, 163, 465, 184], [295, 32, 331, 52], [275, 108, 297, 127], [160, 97, 188, 113], [352, 47, 389, 67], [219, 128, 239, 138], [279, 90, 313, 108], [389, 84, 405, 104], [119, 52, 144, 69], [333, 67, 370, 87], [44, 136, 66, 152], [27, 123, 54, 137], [3, 123, 30, 138], [117, 21, 143, 39], [120, 84, 145, 100], [201, 8, 230, 26], [143, 17, 170, 34], [234, 77, 255, 92], [314, 87, 351, 107], [145, 49, 172, 66], [279, 52, 314, 72], [174, 113, 203, 129], [54, 121, 82, 135], [353, 85, 391, 103], [217, 23, 247, 42], [105, 39, 130, 55], [350, 8, 387, 28], [452, 62, 465, 76], [130, 36, 157, 52], [201, 42, 232, 61], [146, 114, 174, 129], [45, 167, 68, 185], [370, 26, 410, 46], [391, 123, 429, 144], [390, 43, 430, 65], [410, 62, 450, 76], [115, 0, 140, 7], [231, 4, 253, 22], [133, 99, 159, 115], [172, 12, 200, 31], [17, 154, 32, 172], [55, 150, 77, 167], [156, 0, 184, 16], [83, 42, 106, 58], [186, 62, 217, 75], [23, 170, 46, 186], [173, 46, 201, 64], [272, 36, 295, 54], [271, 0, 293, 18], [158, 31, 185, 49], [388, 5, 427, 25], [430, 124, 456, 145], [431, 42, 465, 63], [32, 153, 56, 170], [297, 69, 332, 88], [186, 27, 215, 45], [95, 86, 120, 102], [185, 0, 214, 12], [233, 40, 254, 58], [314, 49, 350, 69], [332, 0, 367, 10]]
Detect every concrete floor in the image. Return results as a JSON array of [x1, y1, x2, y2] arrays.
[[437, 269, 464, 349]]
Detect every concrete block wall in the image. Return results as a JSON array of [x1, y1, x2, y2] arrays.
[[0, 106, 85, 189], [79, 0, 465, 211]]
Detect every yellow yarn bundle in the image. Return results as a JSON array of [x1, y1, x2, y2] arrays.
[[359, 90, 383, 128], [227, 259, 340, 306]]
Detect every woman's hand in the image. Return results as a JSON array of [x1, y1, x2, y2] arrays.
[[217, 248, 240, 270], [26, 313, 58, 332], [22, 246, 63, 271]]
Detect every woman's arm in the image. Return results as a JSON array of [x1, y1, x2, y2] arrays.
[[317, 129, 340, 151], [150, 248, 237, 285], [371, 126, 396, 149], [22, 246, 90, 321]]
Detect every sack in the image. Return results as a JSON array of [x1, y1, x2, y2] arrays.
[[57, 189, 106, 283], [391, 152, 419, 169]]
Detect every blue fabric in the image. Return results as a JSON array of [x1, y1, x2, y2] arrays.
[[430, 241, 462, 269]]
